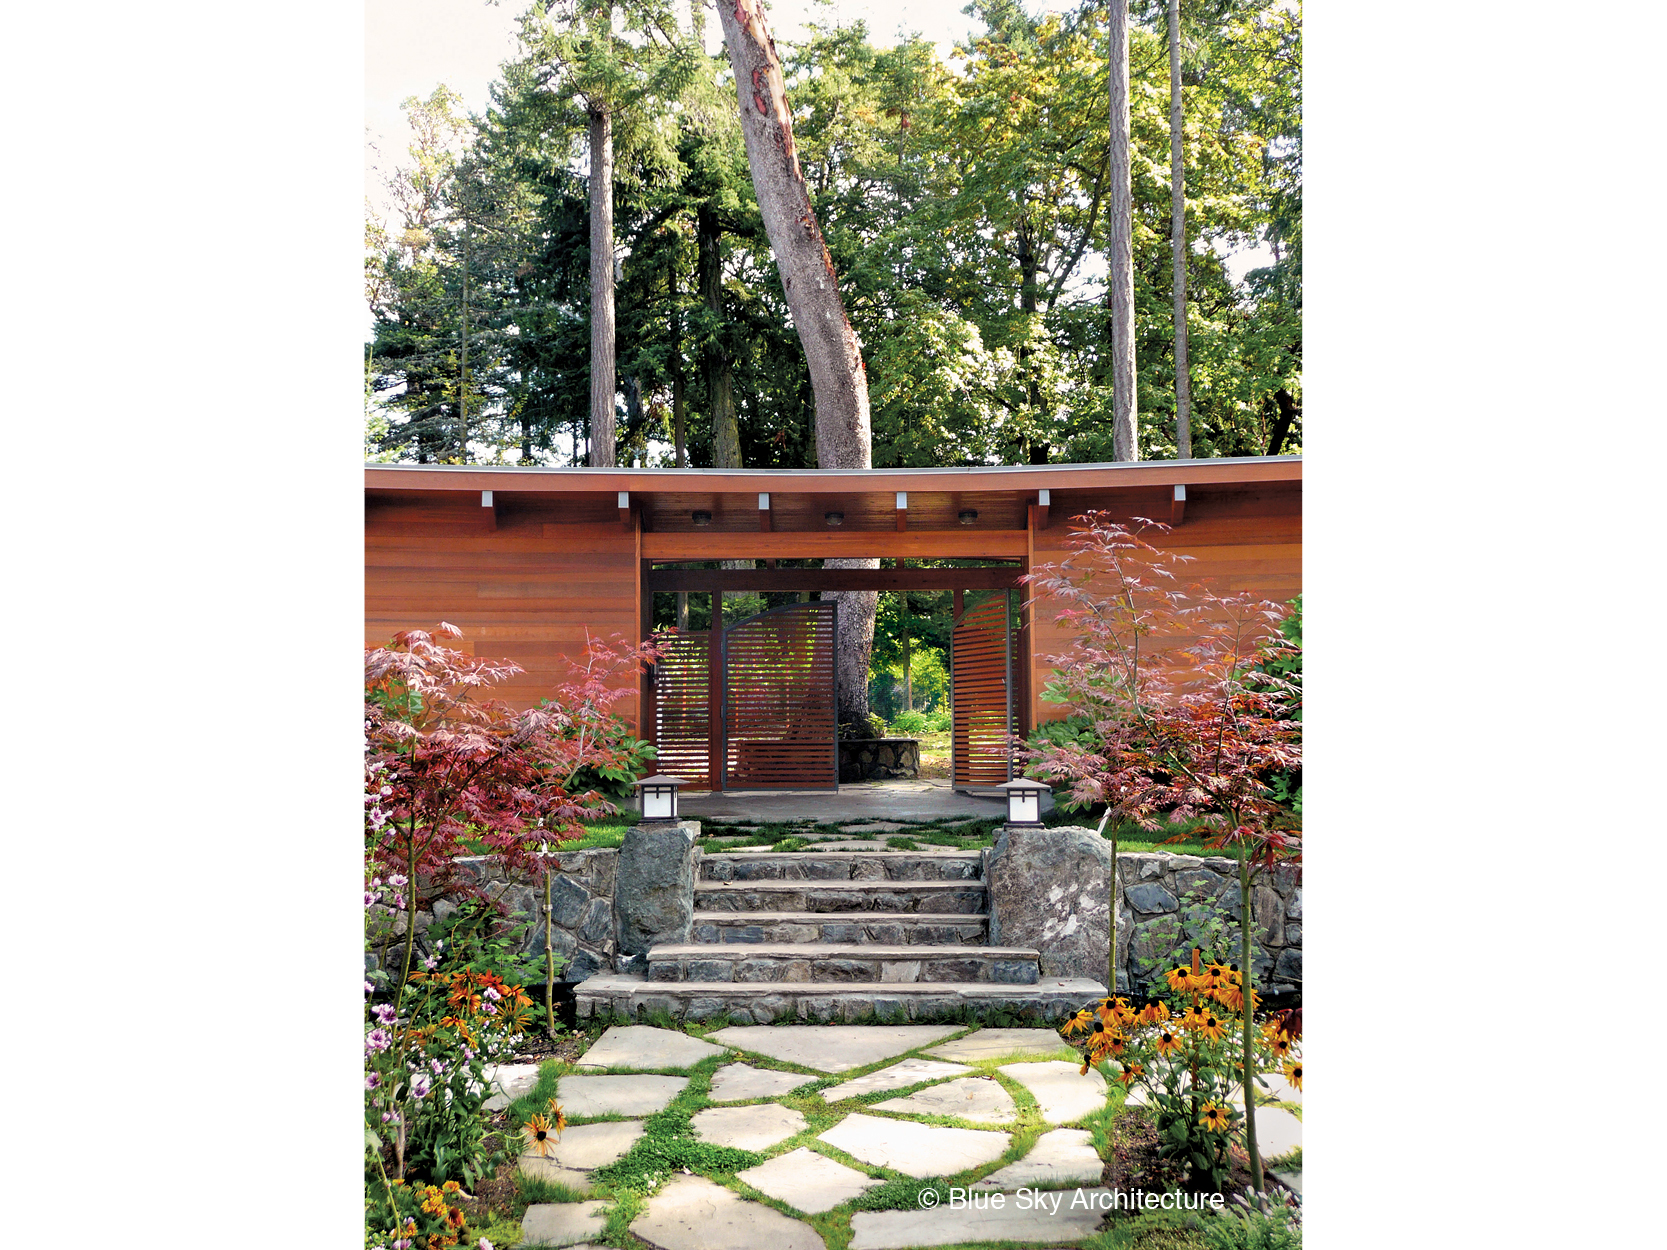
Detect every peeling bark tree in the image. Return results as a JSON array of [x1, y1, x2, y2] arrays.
[[715, 0, 877, 727], [1108, 0, 1138, 461]]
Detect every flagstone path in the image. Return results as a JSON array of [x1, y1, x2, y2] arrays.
[[515, 1021, 1302, 1249]]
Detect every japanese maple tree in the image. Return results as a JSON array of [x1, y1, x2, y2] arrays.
[[365, 622, 659, 1023], [1024, 514, 1301, 1192]]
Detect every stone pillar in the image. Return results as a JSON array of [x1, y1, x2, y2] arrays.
[[985, 824, 1114, 987], [613, 820, 702, 974]]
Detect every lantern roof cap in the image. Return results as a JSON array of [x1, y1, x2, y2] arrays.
[[995, 777, 1050, 791], [635, 774, 688, 787]]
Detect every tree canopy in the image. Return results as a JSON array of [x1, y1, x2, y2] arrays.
[[365, 0, 1301, 467]]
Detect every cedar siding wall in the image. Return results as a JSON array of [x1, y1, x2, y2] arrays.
[[1026, 482, 1301, 727], [365, 493, 642, 727]]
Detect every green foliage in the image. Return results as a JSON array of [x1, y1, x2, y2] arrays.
[[1125, 887, 1237, 993], [366, 3, 1300, 470], [1199, 1188, 1302, 1249], [538, 707, 658, 799]]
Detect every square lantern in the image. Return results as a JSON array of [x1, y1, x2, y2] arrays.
[[634, 774, 686, 823], [996, 777, 1050, 827]]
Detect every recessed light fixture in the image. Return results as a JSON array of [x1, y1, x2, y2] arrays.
[[692, 510, 712, 526], [958, 509, 979, 526], [824, 511, 844, 527]]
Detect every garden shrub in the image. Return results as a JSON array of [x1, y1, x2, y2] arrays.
[[889, 708, 929, 735], [1200, 1186, 1302, 1249]]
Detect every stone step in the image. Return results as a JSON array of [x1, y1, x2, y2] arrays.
[[647, 944, 1040, 986], [692, 911, 989, 946], [575, 973, 1107, 1025], [699, 851, 982, 884], [694, 879, 986, 915]]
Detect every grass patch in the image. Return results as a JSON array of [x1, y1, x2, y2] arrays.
[[513, 1173, 588, 1205]]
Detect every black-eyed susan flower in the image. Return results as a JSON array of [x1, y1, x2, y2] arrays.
[[1197, 1012, 1227, 1043], [1199, 1101, 1232, 1132], [521, 1107, 564, 1156], [1138, 1001, 1171, 1027], [1117, 1061, 1144, 1086], [1268, 1034, 1293, 1059], [1155, 1029, 1181, 1057], [1178, 1003, 1207, 1030], [1164, 966, 1194, 993], [1283, 1061, 1302, 1092], [1204, 962, 1231, 989], [1061, 1008, 1093, 1038]]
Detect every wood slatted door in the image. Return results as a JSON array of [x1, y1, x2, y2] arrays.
[[723, 602, 838, 790], [652, 631, 715, 789], [951, 594, 1013, 788]]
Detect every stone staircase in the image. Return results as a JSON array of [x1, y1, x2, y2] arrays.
[[576, 847, 1105, 1024]]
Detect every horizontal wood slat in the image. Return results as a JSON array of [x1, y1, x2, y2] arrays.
[[724, 602, 837, 790], [952, 596, 1012, 787], [653, 632, 713, 788], [646, 566, 1022, 592]]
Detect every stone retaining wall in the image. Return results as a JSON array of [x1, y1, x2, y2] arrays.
[[1116, 852, 1302, 995], [838, 738, 921, 782], [369, 833, 1301, 998], [367, 849, 620, 985]]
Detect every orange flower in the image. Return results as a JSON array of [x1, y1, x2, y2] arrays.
[[1061, 1009, 1093, 1038], [1196, 1011, 1226, 1043], [1117, 1061, 1144, 1086], [1283, 1060, 1302, 1092], [1155, 1029, 1181, 1057], [1198, 1101, 1232, 1132], [1138, 1001, 1171, 1027]]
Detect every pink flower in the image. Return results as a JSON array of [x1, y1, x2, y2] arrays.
[[366, 1029, 392, 1054]]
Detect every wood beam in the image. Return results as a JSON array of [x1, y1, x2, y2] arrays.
[[895, 490, 908, 532], [641, 529, 1029, 561], [646, 566, 1023, 593], [1170, 484, 1186, 526]]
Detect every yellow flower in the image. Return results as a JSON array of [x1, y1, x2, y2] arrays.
[[1061, 1009, 1093, 1038], [1197, 1012, 1226, 1043], [1117, 1061, 1144, 1086], [1198, 1101, 1232, 1132], [522, 1109, 563, 1157], [1283, 1060, 1302, 1092], [1164, 966, 1194, 993], [1178, 1003, 1207, 1030], [1138, 1001, 1170, 1027], [1267, 1034, 1294, 1060], [1155, 1029, 1181, 1057]]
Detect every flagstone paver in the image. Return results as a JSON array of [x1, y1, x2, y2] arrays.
[[628, 1174, 824, 1250], [520, 1199, 609, 1247], [819, 1057, 972, 1101], [708, 1024, 962, 1073], [518, 1119, 647, 1183], [924, 1028, 1070, 1063], [818, 1113, 1009, 1177], [576, 1025, 729, 1070], [482, 1062, 543, 1112], [847, 1188, 1117, 1249], [557, 1074, 689, 1117], [709, 1063, 815, 1102], [690, 1103, 808, 1151], [1255, 1106, 1302, 1158], [873, 1075, 1019, 1124], [998, 1060, 1107, 1124], [973, 1128, 1103, 1190], [736, 1146, 884, 1213]]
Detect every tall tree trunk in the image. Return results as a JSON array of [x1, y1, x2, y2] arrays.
[[1266, 387, 1299, 456], [1168, 0, 1192, 459], [698, 205, 740, 469], [589, 101, 616, 467], [1108, 0, 1138, 461], [1018, 222, 1048, 464], [669, 264, 687, 468], [458, 222, 470, 463], [715, 0, 876, 726]]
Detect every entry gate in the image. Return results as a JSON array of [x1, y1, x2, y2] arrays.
[[652, 600, 838, 790], [951, 594, 1015, 789]]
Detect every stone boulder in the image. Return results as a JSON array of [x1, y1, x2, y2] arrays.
[[613, 820, 701, 971], [985, 825, 1113, 984]]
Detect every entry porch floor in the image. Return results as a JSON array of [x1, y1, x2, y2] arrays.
[[677, 778, 1055, 825]]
